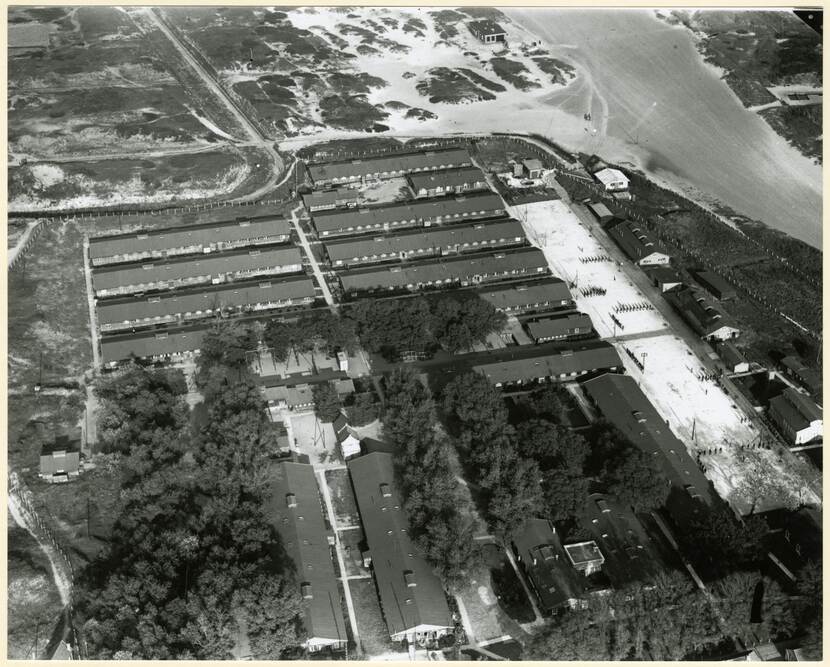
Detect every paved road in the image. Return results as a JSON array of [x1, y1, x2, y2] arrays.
[[82, 236, 101, 370], [289, 205, 336, 308], [8, 220, 41, 267]]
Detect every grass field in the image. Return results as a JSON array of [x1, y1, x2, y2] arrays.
[[349, 578, 398, 656], [325, 469, 361, 526]]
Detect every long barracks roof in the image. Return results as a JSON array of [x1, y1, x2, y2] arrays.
[[348, 453, 453, 637], [101, 326, 206, 364], [663, 287, 738, 337], [477, 278, 573, 310], [608, 220, 667, 263], [92, 246, 303, 292], [311, 192, 506, 235], [582, 373, 715, 506], [527, 313, 594, 340], [474, 343, 621, 385], [407, 166, 488, 191], [338, 248, 548, 292], [308, 148, 472, 183], [324, 219, 526, 263], [96, 276, 317, 326], [770, 388, 822, 429], [266, 462, 348, 645], [88, 216, 291, 260]]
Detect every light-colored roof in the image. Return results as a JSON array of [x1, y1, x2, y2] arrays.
[[92, 246, 303, 292], [348, 453, 453, 636], [324, 219, 526, 264], [97, 276, 316, 326], [312, 192, 505, 235], [308, 148, 471, 183], [338, 247, 548, 293], [39, 450, 80, 475], [266, 462, 348, 644], [594, 167, 630, 187], [89, 216, 290, 260]]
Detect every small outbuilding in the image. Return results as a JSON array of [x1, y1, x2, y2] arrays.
[[719, 341, 750, 374], [39, 450, 80, 483], [593, 168, 630, 192], [522, 158, 544, 180], [693, 269, 737, 301], [586, 201, 615, 224], [468, 19, 507, 44], [333, 413, 361, 459], [646, 266, 683, 292]]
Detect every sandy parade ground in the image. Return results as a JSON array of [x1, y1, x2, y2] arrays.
[[515, 197, 821, 515]]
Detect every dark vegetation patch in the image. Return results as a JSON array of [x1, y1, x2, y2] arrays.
[[402, 17, 427, 36], [327, 71, 388, 94], [405, 107, 438, 121], [532, 56, 577, 85], [458, 67, 506, 92], [429, 9, 465, 39], [490, 57, 541, 91], [457, 7, 508, 21], [318, 94, 389, 131], [759, 103, 822, 162], [416, 67, 496, 104], [77, 6, 138, 42], [384, 100, 410, 110]]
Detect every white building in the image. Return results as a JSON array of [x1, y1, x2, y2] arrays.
[[594, 168, 630, 192]]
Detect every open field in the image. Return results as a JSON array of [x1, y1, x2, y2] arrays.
[[325, 469, 361, 526], [164, 6, 577, 137], [349, 577, 398, 656]]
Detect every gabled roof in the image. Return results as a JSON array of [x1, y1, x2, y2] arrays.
[[770, 388, 822, 428], [40, 450, 80, 475], [664, 287, 739, 337], [522, 158, 544, 171], [608, 220, 667, 263], [348, 453, 452, 636], [308, 148, 472, 183], [474, 344, 621, 385], [97, 276, 316, 325], [693, 269, 736, 299], [92, 246, 303, 292], [594, 168, 629, 187], [526, 313, 593, 340], [646, 266, 682, 284], [477, 278, 573, 310], [512, 518, 585, 610], [468, 19, 507, 37], [89, 216, 290, 260], [408, 166, 488, 191], [323, 219, 526, 264], [582, 373, 714, 507], [338, 247, 548, 293], [302, 189, 358, 208], [266, 462, 347, 644], [311, 192, 505, 235], [719, 341, 748, 369], [100, 325, 207, 363]]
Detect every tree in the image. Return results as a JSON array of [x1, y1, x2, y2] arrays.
[[431, 296, 506, 353], [350, 297, 433, 360], [600, 443, 670, 513], [263, 320, 294, 363], [795, 560, 822, 659], [517, 419, 590, 472], [442, 372, 509, 441], [486, 456, 544, 538], [313, 382, 342, 423], [197, 321, 257, 377], [347, 392, 378, 426], [712, 572, 797, 646], [541, 469, 591, 523], [682, 505, 769, 571], [517, 384, 571, 423]]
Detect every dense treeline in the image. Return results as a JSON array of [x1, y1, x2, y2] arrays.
[[77, 324, 303, 659], [381, 367, 483, 592]]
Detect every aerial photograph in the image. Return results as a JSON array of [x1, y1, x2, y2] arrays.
[[6, 5, 823, 661]]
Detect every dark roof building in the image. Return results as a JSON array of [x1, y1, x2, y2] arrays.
[[582, 373, 714, 519], [664, 286, 740, 341], [477, 278, 574, 313], [467, 19, 507, 43], [266, 462, 348, 652], [719, 341, 750, 374], [302, 188, 359, 213], [101, 325, 206, 366], [9, 23, 51, 52], [511, 518, 588, 612], [348, 453, 454, 642], [526, 313, 594, 343], [323, 219, 526, 268], [693, 270, 737, 301], [586, 201, 615, 224], [768, 388, 823, 446], [311, 192, 506, 238], [522, 158, 544, 179], [338, 247, 548, 296], [91, 246, 304, 297], [645, 266, 683, 293], [97, 276, 317, 332], [608, 221, 670, 266], [408, 166, 489, 198], [308, 149, 472, 186], [474, 343, 622, 387], [88, 216, 291, 266], [780, 356, 822, 401]]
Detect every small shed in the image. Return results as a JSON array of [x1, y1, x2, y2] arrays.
[[333, 413, 361, 459], [646, 266, 683, 292], [522, 158, 544, 179], [719, 341, 749, 374], [693, 270, 736, 301], [586, 201, 614, 224], [39, 450, 80, 483], [468, 19, 507, 44]]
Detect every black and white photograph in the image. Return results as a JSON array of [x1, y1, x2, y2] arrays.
[[6, 4, 823, 661]]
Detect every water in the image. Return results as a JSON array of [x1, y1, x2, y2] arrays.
[[505, 8, 822, 248]]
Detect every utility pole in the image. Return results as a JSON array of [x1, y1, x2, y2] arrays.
[[87, 496, 90, 539]]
